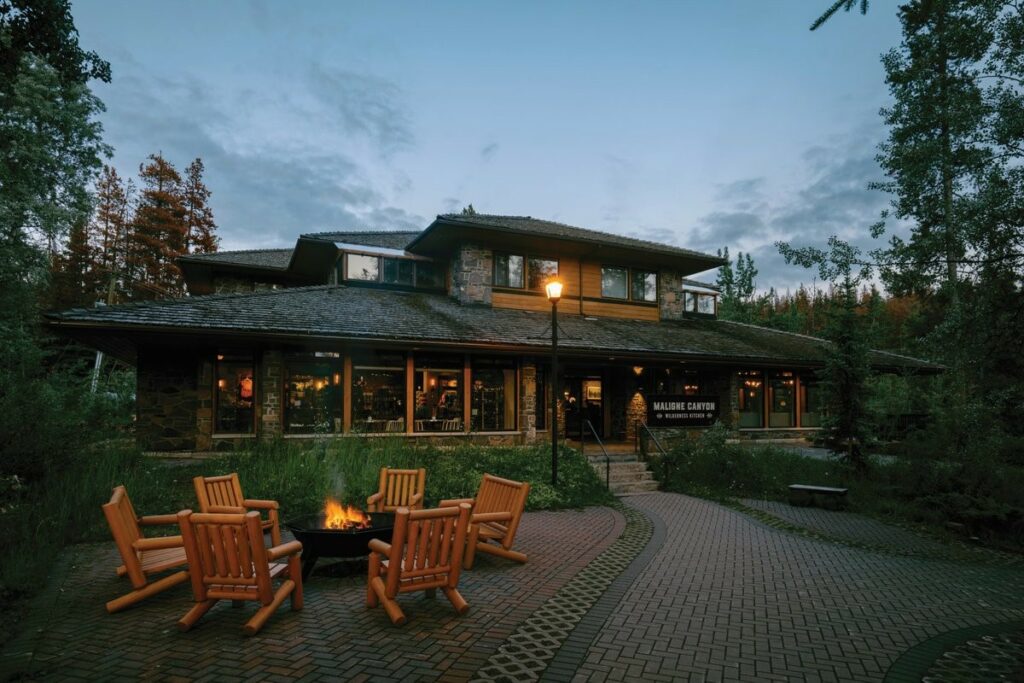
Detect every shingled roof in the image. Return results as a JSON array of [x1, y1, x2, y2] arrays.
[[414, 214, 725, 264], [46, 285, 938, 372], [178, 248, 294, 270], [302, 230, 421, 250]]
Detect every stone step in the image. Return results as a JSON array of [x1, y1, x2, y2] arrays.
[[584, 453, 641, 464], [590, 461, 649, 474], [610, 480, 661, 495]]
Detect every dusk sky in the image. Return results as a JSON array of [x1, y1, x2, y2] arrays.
[[72, 1, 906, 291]]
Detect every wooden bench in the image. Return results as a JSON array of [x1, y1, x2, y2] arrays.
[[788, 484, 849, 510]]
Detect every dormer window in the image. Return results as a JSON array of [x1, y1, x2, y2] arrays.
[[342, 252, 444, 290], [683, 288, 717, 316], [494, 254, 524, 288]]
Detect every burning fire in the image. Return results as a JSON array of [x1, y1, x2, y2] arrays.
[[323, 497, 371, 530]]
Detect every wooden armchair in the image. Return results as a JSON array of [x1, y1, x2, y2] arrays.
[[366, 503, 472, 626], [177, 510, 303, 636], [440, 473, 531, 570], [102, 485, 189, 613], [366, 467, 426, 513], [193, 473, 281, 545]]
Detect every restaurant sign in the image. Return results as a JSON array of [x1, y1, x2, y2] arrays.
[[647, 395, 719, 428]]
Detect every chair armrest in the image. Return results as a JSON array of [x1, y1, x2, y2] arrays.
[[137, 514, 179, 526], [242, 499, 279, 510], [471, 511, 513, 524], [366, 492, 383, 505], [409, 492, 423, 506], [267, 540, 303, 560], [132, 535, 183, 551], [439, 497, 475, 508], [367, 538, 391, 556], [208, 504, 246, 514]]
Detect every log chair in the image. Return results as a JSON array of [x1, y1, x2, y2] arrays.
[[366, 503, 472, 626], [366, 467, 426, 513], [193, 473, 281, 545], [176, 509, 303, 636], [440, 473, 531, 570], [102, 485, 189, 613]]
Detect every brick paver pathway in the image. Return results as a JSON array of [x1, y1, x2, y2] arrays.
[[0, 507, 623, 682], [4, 493, 1024, 682], [573, 494, 1024, 682]]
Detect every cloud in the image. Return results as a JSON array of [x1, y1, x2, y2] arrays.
[[307, 65, 414, 156], [480, 142, 499, 162], [683, 129, 901, 292], [97, 59, 423, 249]]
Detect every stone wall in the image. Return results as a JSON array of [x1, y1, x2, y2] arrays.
[[195, 358, 214, 450], [658, 270, 686, 321], [260, 350, 283, 439], [450, 243, 492, 305], [136, 350, 199, 451]]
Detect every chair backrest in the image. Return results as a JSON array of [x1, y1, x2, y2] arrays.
[[377, 467, 426, 510], [385, 504, 471, 593], [442, 418, 461, 431], [193, 473, 246, 512], [474, 474, 530, 544], [177, 510, 273, 604], [385, 419, 405, 433], [103, 486, 144, 584]]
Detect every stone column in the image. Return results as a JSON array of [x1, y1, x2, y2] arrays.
[[704, 368, 738, 430], [260, 350, 283, 439], [659, 270, 685, 321], [195, 357, 214, 451], [519, 358, 537, 443], [451, 243, 493, 305]]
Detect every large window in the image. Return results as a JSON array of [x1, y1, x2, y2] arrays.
[[342, 253, 443, 289], [414, 355, 463, 432], [738, 371, 764, 428], [682, 289, 717, 315], [351, 351, 406, 433], [527, 257, 559, 291], [653, 368, 701, 395], [346, 253, 379, 281], [800, 377, 823, 428], [494, 254, 524, 288], [769, 372, 796, 428], [285, 352, 342, 434], [215, 354, 254, 434], [632, 270, 657, 302], [471, 357, 517, 431], [601, 266, 628, 299]]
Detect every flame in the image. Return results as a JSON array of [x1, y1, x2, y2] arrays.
[[323, 497, 370, 530]]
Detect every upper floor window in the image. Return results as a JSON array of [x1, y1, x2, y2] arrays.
[[342, 253, 443, 290], [494, 254, 558, 291], [683, 290, 717, 315], [494, 254, 524, 288], [601, 266, 657, 302]]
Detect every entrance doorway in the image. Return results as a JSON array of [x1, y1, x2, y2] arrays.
[[563, 375, 603, 438]]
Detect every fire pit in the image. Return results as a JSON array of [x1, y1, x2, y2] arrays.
[[285, 498, 396, 579]]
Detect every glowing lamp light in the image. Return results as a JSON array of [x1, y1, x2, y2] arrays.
[[545, 280, 563, 303]]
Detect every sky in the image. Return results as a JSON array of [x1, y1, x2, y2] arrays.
[[72, 1, 906, 292]]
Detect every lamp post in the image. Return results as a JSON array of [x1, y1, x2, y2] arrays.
[[545, 280, 563, 486]]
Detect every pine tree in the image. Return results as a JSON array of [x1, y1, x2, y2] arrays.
[[92, 165, 134, 302], [181, 158, 218, 254], [131, 153, 186, 299], [49, 217, 100, 310]]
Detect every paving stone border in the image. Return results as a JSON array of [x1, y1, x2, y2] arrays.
[[471, 500, 656, 682], [883, 621, 1024, 683]]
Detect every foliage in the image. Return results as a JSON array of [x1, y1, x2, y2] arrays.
[[810, 0, 870, 31], [715, 247, 758, 322]]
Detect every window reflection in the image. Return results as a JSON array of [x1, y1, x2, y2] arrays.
[[738, 370, 764, 428], [215, 354, 254, 433], [414, 355, 463, 432], [351, 351, 406, 433], [285, 352, 342, 434], [471, 357, 517, 431]]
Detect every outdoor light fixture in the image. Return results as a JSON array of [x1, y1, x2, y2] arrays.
[[546, 279, 563, 486], [633, 366, 644, 376], [545, 280, 563, 303]]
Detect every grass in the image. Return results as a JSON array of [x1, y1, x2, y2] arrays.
[[0, 437, 611, 645], [650, 424, 1024, 552]]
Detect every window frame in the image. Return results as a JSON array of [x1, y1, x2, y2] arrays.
[[493, 252, 560, 293], [600, 265, 630, 300], [213, 353, 256, 436], [599, 265, 659, 303], [340, 251, 444, 291]]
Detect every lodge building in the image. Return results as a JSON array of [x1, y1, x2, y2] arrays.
[[46, 213, 937, 452]]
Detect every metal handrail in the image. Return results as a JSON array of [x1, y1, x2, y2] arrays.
[[636, 421, 668, 459], [581, 419, 612, 490]]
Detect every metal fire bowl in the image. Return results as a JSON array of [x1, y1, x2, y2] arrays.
[[285, 512, 396, 579]]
